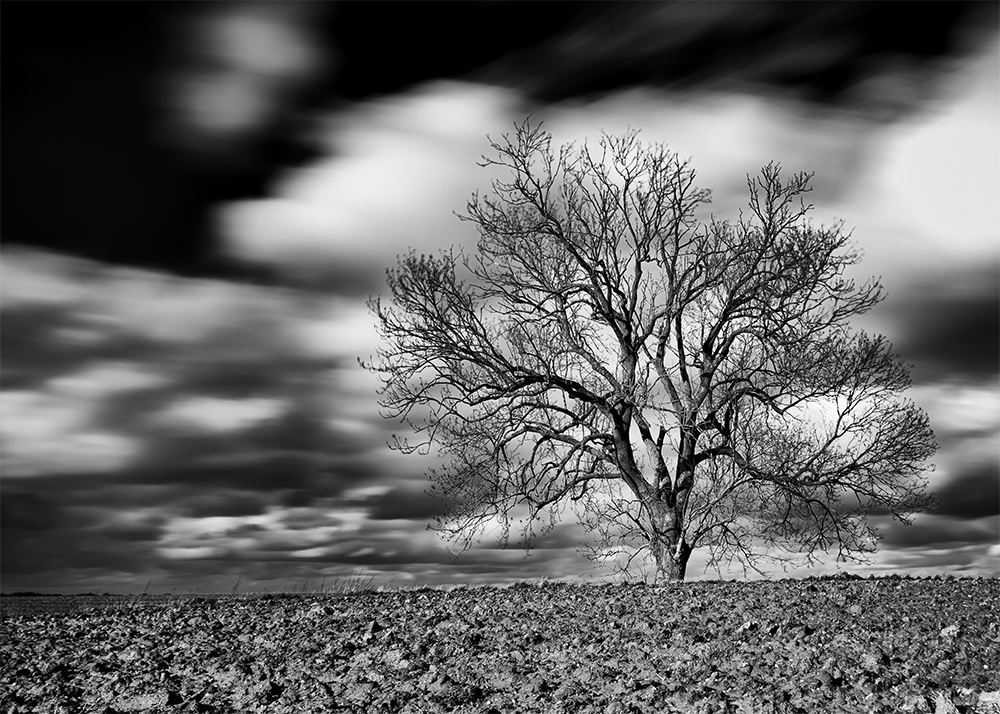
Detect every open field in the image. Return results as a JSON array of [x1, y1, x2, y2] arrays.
[[2, 576, 998, 713]]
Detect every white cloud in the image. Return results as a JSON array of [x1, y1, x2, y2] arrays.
[[1, 248, 304, 347], [47, 362, 169, 398], [159, 546, 223, 560], [157, 396, 287, 433], [1, 417, 139, 479], [879, 38, 999, 243], [295, 298, 377, 359], [0, 364, 158, 478], [536, 86, 917, 243], [291, 547, 334, 559], [341, 484, 392, 500], [910, 381, 1000, 437], [156, 506, 371, 560], [0, 249, 91, 308], [95, 271, 291, 345], [219, 81, 520, 270], [838, 39, 999, 285]]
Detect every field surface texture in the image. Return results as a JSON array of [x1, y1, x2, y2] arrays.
[[2, 577, 998, 714]]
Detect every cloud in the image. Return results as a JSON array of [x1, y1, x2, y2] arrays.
[[156, 396, 288, 433], [172, 491, 273, 519], [0, 388, 143, 478], [218, 81, 522, 294], [0, 480, 166, 579], [877, 513, 999, 550], [0, 305, 98, 391], [905, 381, 1000, 508], [836, 36, 999, 288], [0, 251, 371, 489], [155, 2, 331, 162], [1, 248, 341, 362], [0, 250, 405, 591], [478, 1, 996, 119], [366, 484, 447, 522], [884, 263, 1000, 383], [217, 34, 997, 302], [876, 38, 1000, 244], [932, 462, 1000, 521], [875, 543, 999, 577], [910, 380, 1000, 437]]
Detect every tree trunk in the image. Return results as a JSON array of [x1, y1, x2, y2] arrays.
[[648, 500, 692, 582], [653, 535, 692, 581]]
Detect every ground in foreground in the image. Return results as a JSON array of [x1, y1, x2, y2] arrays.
[[1, 577, 998, 713]]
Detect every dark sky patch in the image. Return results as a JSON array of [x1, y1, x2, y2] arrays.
[[95, 520, 164, 544], [931, 462, 1000, 521], [367, 485, 448, 522], [94, 387, 182, 435], [173, 360, 311, 401], [242, 405, 371, 458], [225, 255, 418, 300], [877, 513, 999, 550], [171, 491, 273, 520], [276, 507, 350, 532], [1, 487, 159, 580], [475, 2, 994, 113], [3, 2, 333, 276], [886, 263, 1000, 382], [0, 304, 105, 391], [122, 447, 366, 500], [1, 489, 71, 533]]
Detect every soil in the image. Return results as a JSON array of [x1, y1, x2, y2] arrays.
[[2, 576, 998, 713]]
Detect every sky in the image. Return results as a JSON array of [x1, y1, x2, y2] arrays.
[[2, 2, 998, 593]]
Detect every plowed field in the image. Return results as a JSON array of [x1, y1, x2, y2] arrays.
[[2, 577, 998, 713]]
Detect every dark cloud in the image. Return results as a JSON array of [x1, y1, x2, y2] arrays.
[[878, 544, 997, 573], [223, 253, 423, 300], [0, 270, 398, 593], [172, 491, 273, 520], [1, 489, 76, 534], [368, 485, 448, 522], [0, 481, 162, 581], [932, 462, 1000, 521], [877, 513, 999, 550], [0, 404, 384, 589], [174, 355, 340, 400], [476, 1, 995, 117], [0, 304, 108, 391], [885, 263, 999, 382], [243, 405, 370, 459], [4, 2, 334, 276], [327, 1, 996, 119], [0, 252, 347, 420], [98, 520, 164, 544], [123, 446, 372, 502], [277, 508, 352, 532]]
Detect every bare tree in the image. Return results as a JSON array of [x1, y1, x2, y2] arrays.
[[366, 120, 937, 581]]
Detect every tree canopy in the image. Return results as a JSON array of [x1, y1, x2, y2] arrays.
[[366, 120, 937, 581]]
